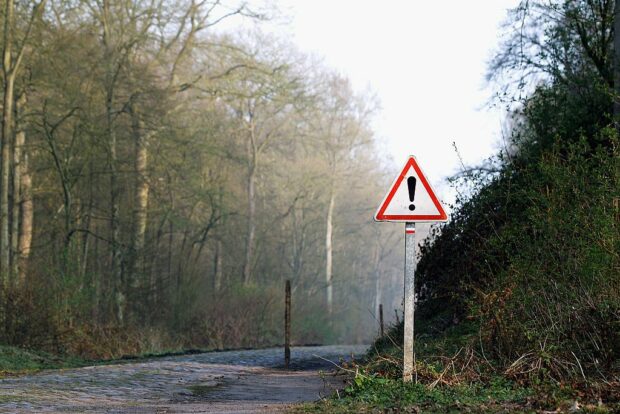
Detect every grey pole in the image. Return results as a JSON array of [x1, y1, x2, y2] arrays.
[[403, 222, 416, 381]]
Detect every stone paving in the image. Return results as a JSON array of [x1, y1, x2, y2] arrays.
[[0, 345, 366, 413]]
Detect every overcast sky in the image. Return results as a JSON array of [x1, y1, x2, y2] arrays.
[[219, 0, 520, 207]]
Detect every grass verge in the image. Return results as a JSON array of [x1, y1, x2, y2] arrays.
[[296, 321, 618, 413], [0, 345, 89, 375], [0, 344, 211, 376]]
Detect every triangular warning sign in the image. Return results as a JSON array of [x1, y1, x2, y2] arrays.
[[374, 156, 448, 222]]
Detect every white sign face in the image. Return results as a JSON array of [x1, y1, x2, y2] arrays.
[[374, 155, 448, 222]]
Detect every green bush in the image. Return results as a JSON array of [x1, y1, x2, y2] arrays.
[[415, 137, 619, 381], [475, 142, 618, 379]]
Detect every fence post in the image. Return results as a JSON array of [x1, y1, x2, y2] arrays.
[[379, 303, 384, 336], [285, 279, 291, 368]]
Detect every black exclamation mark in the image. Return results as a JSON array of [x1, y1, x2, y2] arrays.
[[407, 176, 417, 211]]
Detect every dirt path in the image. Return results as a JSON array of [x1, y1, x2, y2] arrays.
[[0, 345, 366, 413]]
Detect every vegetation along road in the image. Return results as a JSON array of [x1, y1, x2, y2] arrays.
[[0, 345, 366, 413]]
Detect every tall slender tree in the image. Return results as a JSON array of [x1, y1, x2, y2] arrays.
[[0, 0, 46, 284]]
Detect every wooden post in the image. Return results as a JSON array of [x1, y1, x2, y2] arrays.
[[285, 279, 291, 368], [379, 303, 384, 336]]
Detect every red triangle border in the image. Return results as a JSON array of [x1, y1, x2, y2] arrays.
[[375, 156, 448, 222]]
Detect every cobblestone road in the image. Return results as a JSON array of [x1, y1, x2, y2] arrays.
[[0, 345, 367, 413]]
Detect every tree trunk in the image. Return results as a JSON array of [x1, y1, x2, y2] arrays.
[[168, 220, 173, 282], [81, 160, 94, 281], [101, 0, 123, 323], [11, 93, 26, 282], [243, 162, 256, 286], [15, 91, 31, 289], [107, 87, 123, 323], [92, 223, 100, 322], [17, 151, 32, 288], [0, 0, 15, 282], [177, 228, 188, 291], [129, 105, 149, 294], [325, 189, 335, 315], [44, 119, 72, 252], [614, 0, 620, 126], [214, 238, 223, 291], [149, 215, 167, 306], [292, 206, 305, 282]]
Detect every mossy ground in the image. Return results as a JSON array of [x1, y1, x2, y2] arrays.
[[0, 345, 89, 375], [0, 344, 209, 376]]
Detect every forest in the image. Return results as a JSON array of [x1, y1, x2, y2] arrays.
[[0, 0, 405, 357]]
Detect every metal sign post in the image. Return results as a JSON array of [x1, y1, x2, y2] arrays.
[[403, 222, 416, 381], [374, 155, 448, 383]]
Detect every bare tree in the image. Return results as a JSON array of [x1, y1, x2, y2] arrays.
[[305, 74, 375, 314], [212, 40, 303, 285], [0, 0, 45, 285]]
